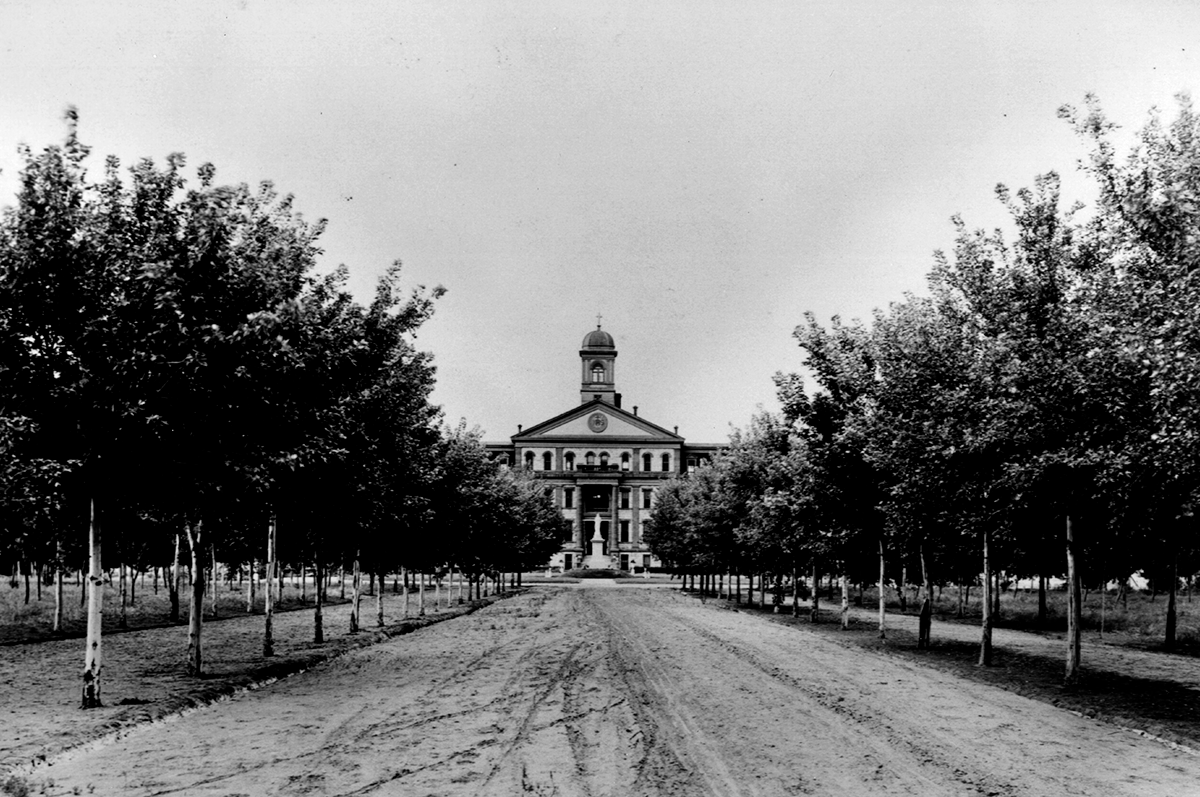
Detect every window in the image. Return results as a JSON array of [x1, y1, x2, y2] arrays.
[[688, 456, 697, 473], [543, 451, 553, 471], [600, 452, 610, 468], [620, 488, 630, 510], [586, 451, 596, 467], [661, 453, 671, 472], [642, 489, 652, 510], [565, 452, 575, 470], [591, 362, 605, 383], [642, 453, 652, 471], [621, 453, 631, 471], [564, 488, 574, 509], [524, 451, 534, 469], [620, 520, 630, 543]]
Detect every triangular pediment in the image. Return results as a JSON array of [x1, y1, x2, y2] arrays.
[[517, 401, 681, 442]]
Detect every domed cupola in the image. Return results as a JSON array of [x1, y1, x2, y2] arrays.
[[579, 321, 619, 406], [581, 327, 615, 350]]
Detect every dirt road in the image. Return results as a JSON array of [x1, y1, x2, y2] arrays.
[[29, 584, 1200, 796]]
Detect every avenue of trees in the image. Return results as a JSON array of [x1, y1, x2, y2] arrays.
[[0, 111, 567, 706], [645, 95, 1200, 682]]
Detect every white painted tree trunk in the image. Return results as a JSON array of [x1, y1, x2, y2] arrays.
[[840, 571, 850, 630], [980, 527, 994, 666], [264, 514, 276, 657], [349, 551, 361, 633], [1065, 515, 1081, 681], [170, 531, 181, 623], [82, 498, 103, 708], [878, 541, 886, 640], [376, 571, 384, 627], [402, 567, 410, 617], [419, 571, 426, 616], [53, 541, 64, 634], [186, 519, 205, 676]]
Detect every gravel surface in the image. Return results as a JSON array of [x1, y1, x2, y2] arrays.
[[18, 583, 1200, 796]]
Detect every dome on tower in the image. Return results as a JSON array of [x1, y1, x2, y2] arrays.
[[581, 325, 615, 350]]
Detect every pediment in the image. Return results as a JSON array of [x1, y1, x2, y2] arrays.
[[518, 402, 680, 442]]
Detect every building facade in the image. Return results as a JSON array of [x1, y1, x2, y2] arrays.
[[485, 325, 721, 571]]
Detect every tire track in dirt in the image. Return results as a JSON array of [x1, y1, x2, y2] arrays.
[[666, 606, 1017, 796]]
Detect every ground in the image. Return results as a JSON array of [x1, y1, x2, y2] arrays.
[[10, 582, 1200, 796]]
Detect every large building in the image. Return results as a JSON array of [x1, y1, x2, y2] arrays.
[[486, 324, 722, 571]]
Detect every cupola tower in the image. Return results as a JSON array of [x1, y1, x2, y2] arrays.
[[580, 321, 619, 406]]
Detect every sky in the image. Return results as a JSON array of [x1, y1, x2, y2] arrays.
[[3, 1, 1199, 442]]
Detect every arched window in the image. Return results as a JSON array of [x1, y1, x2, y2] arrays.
[[620, 453, 631, 471], [586, 451, 596, 467], [661, 453, 671, 472], [591, 362, 605, 383], [542, 451, 553, 471], [642, 453, 652, 471], [564, 452, 575, 470], [600, 452, 610, 469], [524, 451, 534, 469]]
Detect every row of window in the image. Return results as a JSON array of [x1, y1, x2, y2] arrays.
[[560, 487, 652, 510], [522, 451, 673, 472]]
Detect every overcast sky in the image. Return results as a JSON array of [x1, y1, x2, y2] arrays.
[[3, 1, 1199, 442]]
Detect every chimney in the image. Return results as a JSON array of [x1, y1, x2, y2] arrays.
[[674, 426, 678, 435], [633, 406, 638, 416], [517, 424, 522, 434], [615, 393, 622, 408]]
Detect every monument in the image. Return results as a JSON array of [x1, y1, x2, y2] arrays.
[[581, 514, 614, 570]]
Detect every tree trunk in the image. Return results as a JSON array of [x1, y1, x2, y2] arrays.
[[840, 570, 850, 629], [993, 569, 1001, 621], [878, 540, 887, 639], [209, 544, 218, 619], [918, 541, 933, 649], [899, 564, 908, 612], [349, 550, 361, 633], [247, 558, 256, 612], [53, 542, 65, 634], [301, 563, 308, 604], [82, 498, 104, 708], [1165, 556, 1178, 651], [314, 557, 325, 644], [419, 571, 426, 616], [169, 531, 181, 624], [376, 570, 385, 627], [791, 566, 799, 616], [119, 562, 128, 629], [185, 519, 205, 676], [402, 567, 410, 617], [1065, 514, 1082, 683], [810, 561, 819, 623], [1037, 574, 1047, 627], [979, 528, 993, 667], [264, 514, 277, 657]]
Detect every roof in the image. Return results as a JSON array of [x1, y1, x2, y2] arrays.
[[581, 325, 615, 350]]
